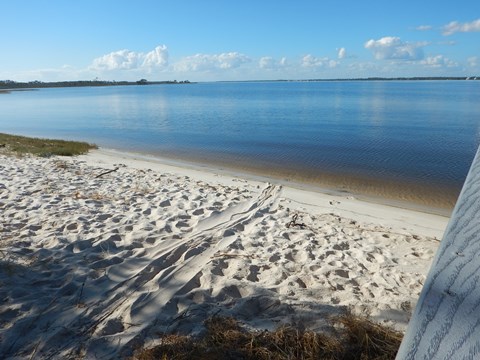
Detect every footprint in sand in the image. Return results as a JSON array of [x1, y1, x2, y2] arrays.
[[216, 284, 243, 300], [268, 253, 281, 263], [334, 269, 350, 279], [332, 242, 350, 251], [192, 208, 204, 216], [211, 259, 228, 276], [145, 237, 157, 245], [91, 256, 124, 270], [175, 221, 190, 229], [160, 199, 171, 207], [246, 265, 260, 282], [98, 318, 125, 336], [66, 222, 78, 231], [296, 278, 307, 288]]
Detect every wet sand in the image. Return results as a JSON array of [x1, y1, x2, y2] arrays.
[[120, 148, 459, 215]]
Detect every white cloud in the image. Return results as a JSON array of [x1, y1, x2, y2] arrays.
[[364, 36, 425, 61], [91, 49, 139, 70], [420, 55, 458, 68], [337, 47, 346, 59], [347, 61, 380, 74], [174, 52, 250, 72], [302, 54, 338, 68], [259, 56, 274, 69], [438, 40, 456, 46], [90, 45, 169, 71], [467, 56, 479, 68], [443, 18, 480, 35], [259, 56, 288, 69], [416, 25, 433, 31], [329, 59, 339, 67], [142, 45, 169, 68]]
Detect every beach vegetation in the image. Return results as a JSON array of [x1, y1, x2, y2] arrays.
[[134, 313, 402, 360], [0, 133, 97, 157]]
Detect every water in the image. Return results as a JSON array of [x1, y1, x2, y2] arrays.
[[1, 81, 479, 208]]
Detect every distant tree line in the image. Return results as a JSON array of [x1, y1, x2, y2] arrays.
[[274, 77, 479, 82], [2, 77, 477, 90], [0, 79, 192, 89], [320, 76, 480, 81], [218, 77, 479, 83]]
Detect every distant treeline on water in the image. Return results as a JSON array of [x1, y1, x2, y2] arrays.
[[0, 79, 191, 90], [308, 76, 479, 82], [228, 76, 480, 83], [1, 77, 478, 90]]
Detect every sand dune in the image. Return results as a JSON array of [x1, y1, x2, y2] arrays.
[[0, 150, 448, 358]]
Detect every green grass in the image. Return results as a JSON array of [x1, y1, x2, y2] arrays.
[[0, 133, 97, 156], [133, 314, 403, 360]]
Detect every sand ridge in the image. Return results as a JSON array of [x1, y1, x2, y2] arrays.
[[0, 152, 447, 358]]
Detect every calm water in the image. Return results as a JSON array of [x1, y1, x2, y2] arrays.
[[1, 81, 479, 207]]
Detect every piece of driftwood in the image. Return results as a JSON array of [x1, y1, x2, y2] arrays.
[[95, 167, 119, 178], [286, 214, 307, 229], [397, 146, 480, 360]]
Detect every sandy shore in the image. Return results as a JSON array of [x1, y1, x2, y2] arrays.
[[0, 149, 448, 358]]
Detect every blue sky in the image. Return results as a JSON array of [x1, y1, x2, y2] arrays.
[[2, 0, 480, 81]]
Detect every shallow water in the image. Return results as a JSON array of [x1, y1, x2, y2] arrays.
[[1, 81, 479, 208]]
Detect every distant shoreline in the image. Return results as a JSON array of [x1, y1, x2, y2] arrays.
[[217, 76, 480, 83], [1, 77, 478, 90], [0, 79, 192, 90]]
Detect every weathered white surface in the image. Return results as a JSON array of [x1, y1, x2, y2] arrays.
[[397, 146, 480, 360]]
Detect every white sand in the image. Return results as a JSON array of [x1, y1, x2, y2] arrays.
[[0, 149, 448, 359]]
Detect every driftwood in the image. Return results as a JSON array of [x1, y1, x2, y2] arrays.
[[286, 214, 307, 229], [95, 167, 119, 178]]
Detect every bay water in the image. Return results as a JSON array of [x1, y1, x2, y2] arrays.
[[1, 81, 479, 210]]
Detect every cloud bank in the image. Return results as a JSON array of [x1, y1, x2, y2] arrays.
[[302, 55, 338, 68], [443, 18, 480, 35], [174, 52, 250, 72], [18, 27, 475, 83], [259, 56, 288, 70], [364, 37, 425, 61], [415, 25, 433, 31], [421, 55, 457, 68], [90, 45, 169, 71]]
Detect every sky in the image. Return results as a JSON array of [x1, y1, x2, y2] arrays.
[[2, 0, 480, 82]]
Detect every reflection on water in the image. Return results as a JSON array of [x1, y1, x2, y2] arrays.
[[100, 91, 171, 133], [1, 81, 479, 207]]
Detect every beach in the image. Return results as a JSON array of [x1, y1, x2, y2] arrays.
[[0, 148, 448, 358]]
